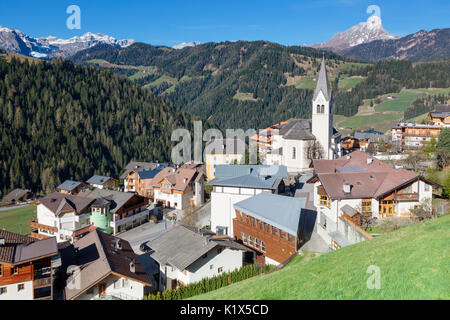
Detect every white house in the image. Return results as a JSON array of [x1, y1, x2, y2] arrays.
[[34, 192, 95, 242], [263, 59, 342, 173], [204, 138, 246, 180], [152, 167, 204, 210], [149, 226, 253, 291], [210, 165, 289, 236], [62, 230, 153, 300], [308, 150, 439, 250]]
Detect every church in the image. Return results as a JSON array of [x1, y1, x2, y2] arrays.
[[263, 59, 342, 173]]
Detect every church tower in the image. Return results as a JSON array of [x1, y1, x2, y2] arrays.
[[312, 59, 333, 159]]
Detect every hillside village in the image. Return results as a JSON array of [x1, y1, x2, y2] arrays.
[[0, 60, 448, 301]]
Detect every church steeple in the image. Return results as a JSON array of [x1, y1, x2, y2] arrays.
[[311, 58, 333, 159], [313, 58, 331, 101]]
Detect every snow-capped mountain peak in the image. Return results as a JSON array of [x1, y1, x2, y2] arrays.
[[0, 25, 134, 59], [311, 16, 398, 52], [173, 41, 201, 49]]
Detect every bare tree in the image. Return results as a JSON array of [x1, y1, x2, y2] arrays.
[[305, 139, 324, 166], [180, 201, 200, 227], [410, 199, 434, 222]]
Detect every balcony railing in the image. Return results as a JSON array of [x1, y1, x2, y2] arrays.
[[33, 277, 52, 289], [29, 218, 58, 233]]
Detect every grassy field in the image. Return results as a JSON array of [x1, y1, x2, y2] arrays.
[[334, 88, 450, 134], [191, 214, 450, 300], [0, 205, 37, 235]]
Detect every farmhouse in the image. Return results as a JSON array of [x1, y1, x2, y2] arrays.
[[86, 175, 118, 190]]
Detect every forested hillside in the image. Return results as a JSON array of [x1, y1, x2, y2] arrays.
[[0, 55, 209, 195], [72, 42, 450, 130]]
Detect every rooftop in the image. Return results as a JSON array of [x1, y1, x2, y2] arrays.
[[149, 225, 251, 271], [86, 175, 114, 186], [39, 192, 95, 216], [62, 229, 151, 300], [57, 180, 83, 192], [234, 193, 305, 236]]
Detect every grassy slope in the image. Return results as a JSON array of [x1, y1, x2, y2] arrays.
[[192, 215, 450, 300], [0, 205, 37, 235]]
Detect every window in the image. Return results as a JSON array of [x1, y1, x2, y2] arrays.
[[246, 215, 249, 224], [321, 105, 325, 113], [216, 226, 228, 236], [114, 280, 121, 289], [265, 223, 270, 232], [210, 264, 214, 270], [18, 284, 24, 291], [292, 147, 296, 160], [320, 212, 327, 230], [259, 222, 263, 231], [240, 232, 244, 241], [218, 267, 224, 273], [255, 238, 260, 249], [261, 241, 266, 252], [242, 234, 248, 244], [362, 199, 372, 214], [272, 227, 278, 236], [316, 105, 321, 113], [319, 195, 330, 208], [248, 236, 254, 247], [12, 266, 18, 275], [251, 217, 256, 227], [280, 231, 286, 239], [288, 234, 295, 242], [0, 287, 6, 295], [424, 183, 430, 191]]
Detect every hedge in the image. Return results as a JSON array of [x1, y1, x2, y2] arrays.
[[143, 263, 274, 300]]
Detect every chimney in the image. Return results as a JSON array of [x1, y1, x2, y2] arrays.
[[367, 158, 373, 165], [0, 236, 5, 246], [115, 239, 122, 250], [343, 182, 352, 194], [129, 260, 135, 273]]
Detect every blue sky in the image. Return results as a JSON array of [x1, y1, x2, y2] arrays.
[[1, 0, 448, 47]]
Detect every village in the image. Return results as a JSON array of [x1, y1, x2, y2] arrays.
[[0, 60, 448, 300]]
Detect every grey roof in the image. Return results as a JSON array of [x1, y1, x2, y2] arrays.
[[120, 161, 160, 179], [433, 104, 450, 113], [354, 131, 387, 142], [328, 231, 352, 247], [14, 237, 58, 263], [57, 180, 83, 192], [86, 175, 113, 185], [313, 59, 331, 101], [214, 165, 289, 180], [341, 204, 358, 217], [39, 192, 95, 216], [78, 189, 136, 213], [279, 119, 315, 141], [234, 193, 304, 236], [210, 174, 282, 190], [3, 188, 32, 203], [149, 226, 250, 270], [62, 230, 151, 300]]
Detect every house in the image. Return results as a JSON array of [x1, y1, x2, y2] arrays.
[[0, 230, 58, 300], [152, 167, 204, 210], [79, 189, 150, 235], [56, 180, 87, 195], [2, 188, 33, 204], [210, 165, 288, 236], [148, 225, 253, 291], [233, 193, 309, 266], [86, 175, 118, 190], [120, 161, 161, 192], [390, 121, 442, 150], [32, 192, 96, 242], [428, 104, 450, 127], [61, 230, 152, 300], [205, 138, 246, 180], [354, 129, 388, 152], [341, 136, 360, 154], [307, 151, 440, 250], [250, 121, 288, 159], [134, 164, 171, 199], [263, 60, 342, 172]]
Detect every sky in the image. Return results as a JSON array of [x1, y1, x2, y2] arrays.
[[0, 0, 449, 47]]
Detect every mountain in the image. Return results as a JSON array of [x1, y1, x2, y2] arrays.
[[312, 15, 398, 52], [0, 54, 209, 195], [71, 41, 450, 130], [340, 28, 450, 62], [0, 25, 134, 59], [173, 41, 201, 50]]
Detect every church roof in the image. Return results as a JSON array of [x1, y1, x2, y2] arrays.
[[279, 119, 315, 141], [313, 59, 331, 101]]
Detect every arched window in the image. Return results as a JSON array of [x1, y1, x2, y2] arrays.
[[321, 105, 325, 113], [292, 147, 296, 159], [317, 105, 321, 113]]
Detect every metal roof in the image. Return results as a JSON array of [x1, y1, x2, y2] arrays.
[[214, 165, 288, 180], [86, 175, 112, 185], [234, 193, 304, 236], [57, 180, 82, 191]]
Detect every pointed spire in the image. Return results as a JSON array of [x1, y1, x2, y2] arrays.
[[313, 58, 331, 101]]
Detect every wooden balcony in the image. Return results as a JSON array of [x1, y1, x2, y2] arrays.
[[33, 276, 52, 289], [394, 193, 419, 201], [30, 231, 51, 240], [29, 218, 58, 233]]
